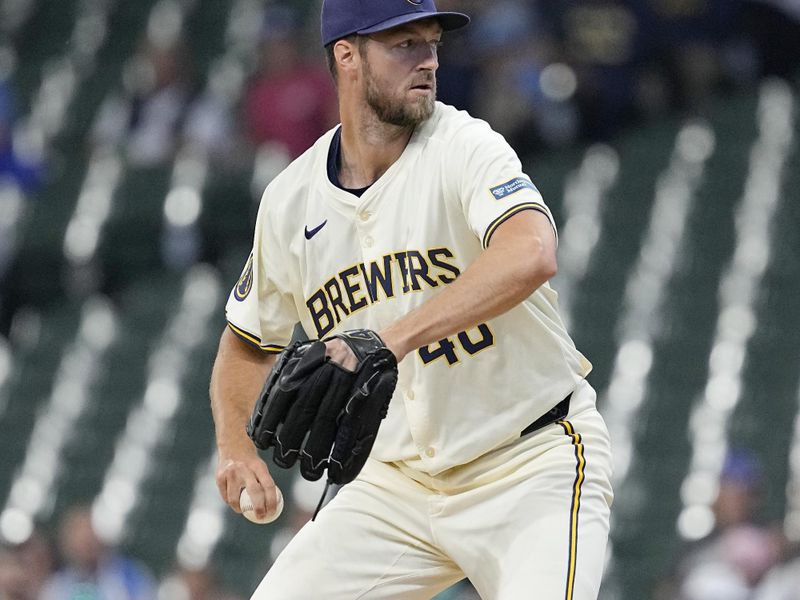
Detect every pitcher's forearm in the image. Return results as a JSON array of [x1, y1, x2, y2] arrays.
[[210, 327, 276, 455], [381, 212, 556, 360]]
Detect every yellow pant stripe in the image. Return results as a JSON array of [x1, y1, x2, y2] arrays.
[[558, 419, 586, 600]]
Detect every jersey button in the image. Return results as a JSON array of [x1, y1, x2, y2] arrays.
[[359, 211, 371, 222], [425, 447, 436, 458], [406, 390, 415, 401], [363, 235, 374, 248]]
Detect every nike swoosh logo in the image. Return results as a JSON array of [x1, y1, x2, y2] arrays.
[[304, 220, 327, 240]]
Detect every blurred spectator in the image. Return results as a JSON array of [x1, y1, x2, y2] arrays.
[[182, 61, 242, 168], [0, 546, 28, 600], [157, 565, 244, 600], [243, 4, 338, 160], [432, 25, 478, 113], [663, 449, 786, 600], [39, 505, 157, 600], [754, 553, 800, 600], [0, 530, 55, 600], [14, 528, 55, 599], [635, 0, 744, 114], [0, 75, 42, 193], [432, 0, 483, 112], [470, 1, 580, 153], [92, 37, 194, 167], [680, 525, 783, 600], [713, 448, 766, 529], [741, 0, 800, 79], [550, 0, 644, 140]]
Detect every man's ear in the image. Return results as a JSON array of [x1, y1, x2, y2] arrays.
[[334, 38, 360, 79]]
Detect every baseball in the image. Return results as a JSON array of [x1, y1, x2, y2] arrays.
[[239, 487, 284, 524]]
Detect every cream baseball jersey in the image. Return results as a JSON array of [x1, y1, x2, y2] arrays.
[[226, 102, 592, 475]]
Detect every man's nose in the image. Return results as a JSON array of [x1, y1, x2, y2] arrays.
[[419, 46, 439, 70]]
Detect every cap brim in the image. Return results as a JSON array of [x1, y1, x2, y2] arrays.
[[358, 11, 470, 36]]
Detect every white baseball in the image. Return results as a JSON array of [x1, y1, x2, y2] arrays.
[[239, 487, 284, 524]]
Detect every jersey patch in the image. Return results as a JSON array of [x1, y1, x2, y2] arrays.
[[490, 177, 539, 200], [234, 253, 254, 301]]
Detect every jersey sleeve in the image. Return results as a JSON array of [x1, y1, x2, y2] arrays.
[[453, 120, 557, 249], [224, 198, 298, 353]]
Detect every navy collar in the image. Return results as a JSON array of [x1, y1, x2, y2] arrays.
[[327, 127, 371, 198]]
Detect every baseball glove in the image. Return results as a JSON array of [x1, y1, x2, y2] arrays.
[[247, 329, 398, 487]]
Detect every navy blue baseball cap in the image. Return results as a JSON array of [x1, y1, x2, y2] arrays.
[[321, 0, 470, 47]]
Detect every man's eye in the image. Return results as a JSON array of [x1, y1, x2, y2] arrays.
[[398, 40, 412, 49]]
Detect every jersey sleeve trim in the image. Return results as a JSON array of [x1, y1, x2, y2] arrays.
[[227, 322, 284, 354], [482, 203, 556, 249]]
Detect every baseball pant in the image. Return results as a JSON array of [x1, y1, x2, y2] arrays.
[[252, 379, 613, 599]]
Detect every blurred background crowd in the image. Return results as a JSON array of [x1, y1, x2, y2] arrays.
[[3, 447, 800, 600], [1, 0, 799, 599], [4, 0, 800, 213]]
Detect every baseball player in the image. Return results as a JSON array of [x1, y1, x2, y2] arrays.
[[210, 0, 614, 598]]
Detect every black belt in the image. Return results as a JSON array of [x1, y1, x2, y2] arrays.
[[520, 394, 572, 437]]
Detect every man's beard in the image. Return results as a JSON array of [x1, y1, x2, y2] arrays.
[[363, 61, 436, 128]]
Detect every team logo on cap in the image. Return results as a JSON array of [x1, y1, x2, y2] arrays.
[[234, 253, 254, 301], [406, 0, 424, 5]]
